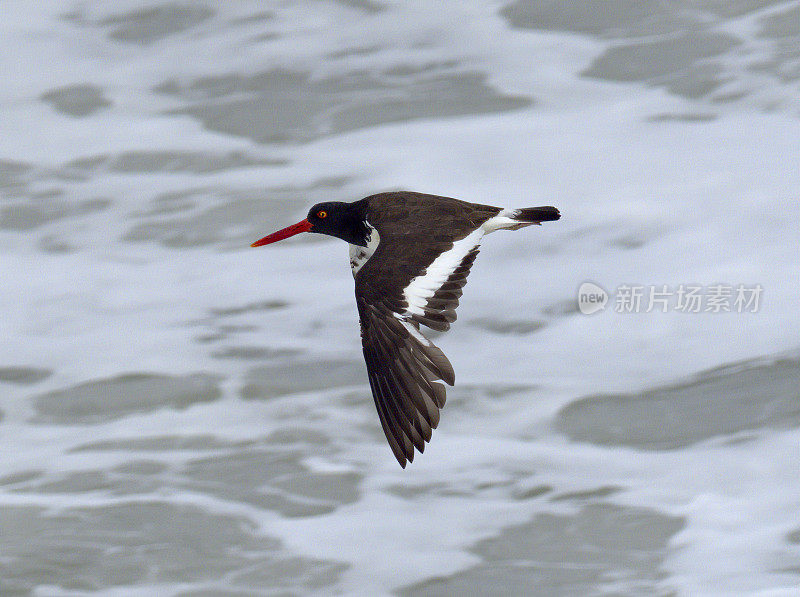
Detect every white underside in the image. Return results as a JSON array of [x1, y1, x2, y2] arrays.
[[481, 209, 524, 233], [349, 221, 380, 276]]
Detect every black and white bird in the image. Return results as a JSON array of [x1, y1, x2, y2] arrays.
[[251, 191, 560, 467]]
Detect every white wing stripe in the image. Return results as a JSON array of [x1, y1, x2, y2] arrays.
[[401, 228, 484, 317], [397, 317, 432, 346]]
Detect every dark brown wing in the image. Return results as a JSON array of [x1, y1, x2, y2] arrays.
[[357, 192, 497, 330], [357, 299, 452, 467], [354, 192, 497, 466]]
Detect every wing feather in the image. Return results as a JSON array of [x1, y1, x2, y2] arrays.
[[353, 193, 497, 466], [356, 243, 479, 465]]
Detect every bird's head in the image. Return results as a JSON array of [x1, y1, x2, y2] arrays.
[[251, 201, 368, 247]]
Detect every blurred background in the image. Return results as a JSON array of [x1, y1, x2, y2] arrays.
[[1, 1, 799, 595]]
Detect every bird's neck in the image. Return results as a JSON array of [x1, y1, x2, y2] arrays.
[[335, 202, 371, 246], [317, 200, 371, 246], [346, 219, 371, 247]]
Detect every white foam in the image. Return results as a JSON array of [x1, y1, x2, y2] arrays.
[[1, 1, 799, 595]]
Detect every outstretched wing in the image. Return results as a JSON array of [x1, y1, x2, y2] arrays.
[[357, 300, 452, 467], [355, 224, 485, 467]]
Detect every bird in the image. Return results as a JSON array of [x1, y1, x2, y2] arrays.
[[251, 191, 560, 467]]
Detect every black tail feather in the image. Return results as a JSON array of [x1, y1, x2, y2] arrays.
[[515, 206, 560, 222]]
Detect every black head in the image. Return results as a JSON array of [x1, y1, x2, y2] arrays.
[[307, 201, 370, 246], [251, 200, 369, 248], [306, 201, 357, 242]]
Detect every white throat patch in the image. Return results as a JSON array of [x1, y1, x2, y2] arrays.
[[349, 221, 380, 276]]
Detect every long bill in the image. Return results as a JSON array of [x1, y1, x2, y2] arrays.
[[251, 219, 312, 247]]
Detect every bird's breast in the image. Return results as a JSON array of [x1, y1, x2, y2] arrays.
[[349, 221, 380, 275]]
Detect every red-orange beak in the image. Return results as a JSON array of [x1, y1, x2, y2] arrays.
[[250, 219, 313, 247]]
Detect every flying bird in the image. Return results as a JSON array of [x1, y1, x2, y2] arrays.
[[251, 191, 560, 467]]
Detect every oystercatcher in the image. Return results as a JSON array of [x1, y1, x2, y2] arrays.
[[251, 191, 560, 467]]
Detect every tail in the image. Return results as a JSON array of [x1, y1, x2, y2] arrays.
[[513, 206, 560, 224], [482, 205, 560, 233]]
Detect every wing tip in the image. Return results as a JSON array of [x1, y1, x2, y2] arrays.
[[360, 299, 458, 469]]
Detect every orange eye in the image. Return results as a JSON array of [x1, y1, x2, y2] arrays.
[[318, 211, 327, 218]]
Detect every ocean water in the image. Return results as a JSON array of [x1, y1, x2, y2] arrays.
[[1, 1, 799, 595]]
